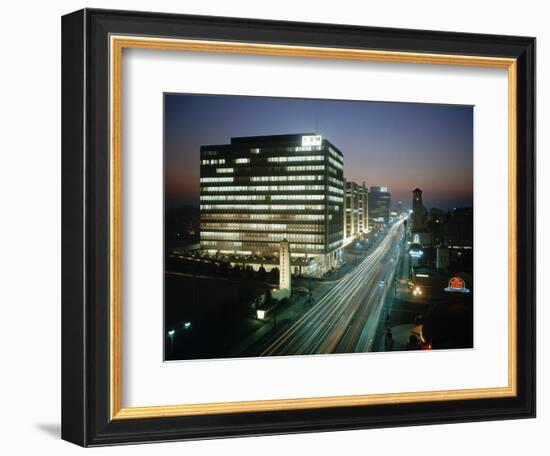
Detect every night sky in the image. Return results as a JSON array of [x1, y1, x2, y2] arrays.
[[165, 94, 473, 211]]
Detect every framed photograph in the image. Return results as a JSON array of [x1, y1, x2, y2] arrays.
[[61, 8, 536, 446]]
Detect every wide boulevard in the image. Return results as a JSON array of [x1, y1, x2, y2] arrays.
[[261, 219, 405, 356]]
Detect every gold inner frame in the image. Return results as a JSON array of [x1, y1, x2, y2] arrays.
[[109, 35, 517, 420]]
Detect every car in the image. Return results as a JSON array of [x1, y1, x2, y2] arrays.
[[379, 280, 385, 287], [412, 286, 423, 296]]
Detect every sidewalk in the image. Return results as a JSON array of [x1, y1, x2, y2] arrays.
[[229, 292, 318, 356]]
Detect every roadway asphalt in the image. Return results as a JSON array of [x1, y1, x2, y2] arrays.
[[261, 220, 405, 356]]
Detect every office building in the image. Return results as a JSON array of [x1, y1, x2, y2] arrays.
[[368, 186, 391, 228], [199, 133, 345, 276], [344, 181, 368, 240]]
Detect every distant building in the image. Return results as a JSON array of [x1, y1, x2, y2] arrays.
[[165, 205, 200, 250], [436, 247, 450, 270], [442, 207, 473, 250], [368, 186, 391, 228], [344, 181, 368, 240], [412, 188, 427, 231], [199, 133, 345, 276], [428, 207, 444, 224], [411, 188, 432, 247], [397, 200, 403, 215]]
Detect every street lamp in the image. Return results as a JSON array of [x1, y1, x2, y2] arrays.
[[167, 329, 175, 353]]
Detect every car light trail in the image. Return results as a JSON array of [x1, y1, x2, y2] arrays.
[[261, 219, 404, 356]]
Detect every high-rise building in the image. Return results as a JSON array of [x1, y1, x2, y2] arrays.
[[358, 181, 368, 233], [199, 133, 345, 276], [412, 188, 427, 231], [344, 181, 368, 240], [368, 186, 391, 228]]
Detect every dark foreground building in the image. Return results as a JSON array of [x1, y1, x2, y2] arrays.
[[199, 134, 345, 276]]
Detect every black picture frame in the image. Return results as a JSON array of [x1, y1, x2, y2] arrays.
[[62, 8, 536, 447]]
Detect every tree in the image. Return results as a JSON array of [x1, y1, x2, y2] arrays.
[[244, 265, 255, 279], [269, 267, 280, 282], [231, 264, 242, 278], [258, 266, 267, 281], [218, 262, 229, 276]]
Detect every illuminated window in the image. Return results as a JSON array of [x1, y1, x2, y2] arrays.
[[286, 165, 325, 172], [250, 175, 324, 182], [271, 194, 325, 201], [268, 155, 324, 163], [200, 195, 267, 201], [201, 184, 324, 192], [201, 232, 324, 243], [328, 156, 343, 170], [328, 176, 343, 186], [328, 147, 343, 164], [200, 213, 325, 221], [200, 177, 233, 183], [293, 145, 322, 152], [201, 158, 225, 165], [328, 185, 344, 195], [200, 222, 324, 232], [200, 204, 325, 211]]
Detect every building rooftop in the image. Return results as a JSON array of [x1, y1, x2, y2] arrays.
[[200, 133, 344, 157], [230, 133, 318, 144]]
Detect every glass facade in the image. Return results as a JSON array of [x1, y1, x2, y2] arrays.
[[199, 134, 345, 274]]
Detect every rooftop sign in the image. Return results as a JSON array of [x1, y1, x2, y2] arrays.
[[302, 135, 322, 147]]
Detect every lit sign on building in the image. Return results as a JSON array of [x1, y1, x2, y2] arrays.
[[409, 248, 423, 258], [279, 240, 291, 294], [301, 135, 322, 147], [444, 276, 470, 293]]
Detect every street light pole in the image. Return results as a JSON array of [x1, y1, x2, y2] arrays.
[[168, 329, 175, 354]]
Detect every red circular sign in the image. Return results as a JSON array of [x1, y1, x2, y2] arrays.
[[448, 277, 465, 289]]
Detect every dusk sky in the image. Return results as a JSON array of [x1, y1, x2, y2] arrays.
[[165, 94, 473, 211]]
